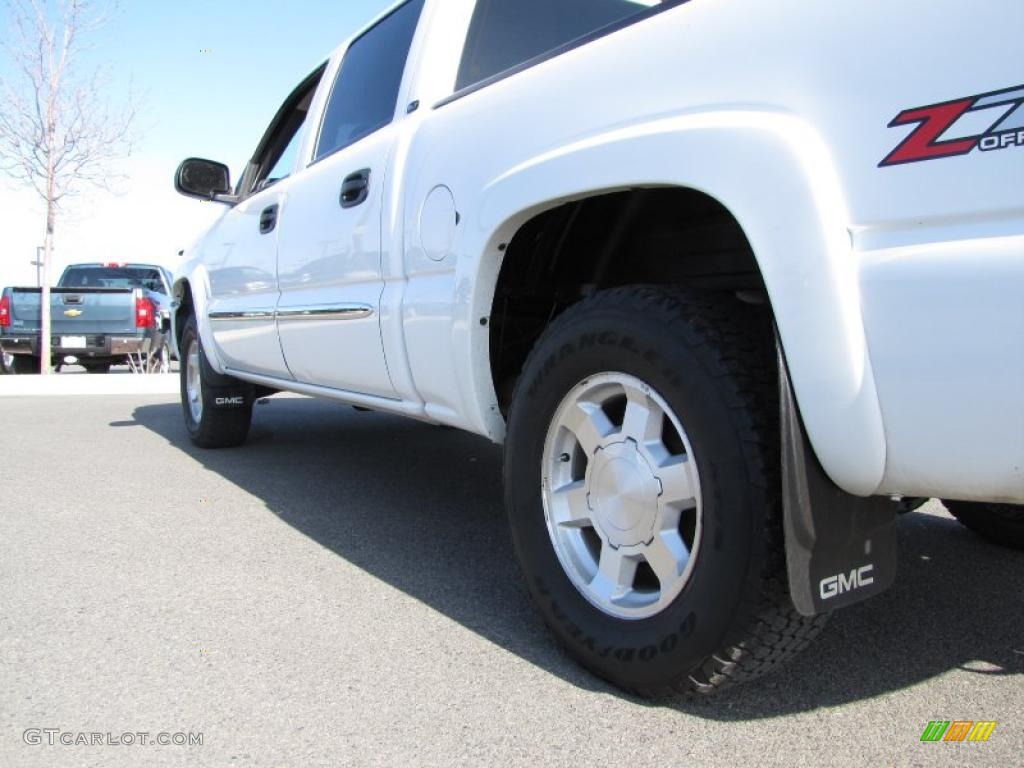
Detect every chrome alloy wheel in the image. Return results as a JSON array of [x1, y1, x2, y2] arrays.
[[541, 373, 703, 620], [185, 339, 203, 423]]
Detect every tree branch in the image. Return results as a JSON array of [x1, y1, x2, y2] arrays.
[[0, 0, 136, 208]]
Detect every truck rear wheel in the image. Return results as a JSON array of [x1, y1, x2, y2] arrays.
[[179, 314, 253, 449], [943, 500, 1024, 550], [504, 286, 826, 696], [11, 355, 40, 375], [150, 339, 171, 374]]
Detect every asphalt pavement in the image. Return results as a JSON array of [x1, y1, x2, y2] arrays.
[[0, 387, 1021, 767]]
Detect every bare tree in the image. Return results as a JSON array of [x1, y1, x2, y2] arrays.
[[0, 0, 137, 373]]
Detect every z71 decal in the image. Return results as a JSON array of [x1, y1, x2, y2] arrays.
[[880, 83, 1024, 167]]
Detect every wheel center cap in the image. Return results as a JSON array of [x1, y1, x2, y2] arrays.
[[587, 440, 660, 548]]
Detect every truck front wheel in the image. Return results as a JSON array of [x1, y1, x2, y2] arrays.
[[943, 500, 1024, 550], [179, 314, 253, 449], [504, 286, 826, 696]]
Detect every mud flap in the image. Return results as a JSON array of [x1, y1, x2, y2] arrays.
[[207, 385, 254, 410], [778, 346, 899, 617]]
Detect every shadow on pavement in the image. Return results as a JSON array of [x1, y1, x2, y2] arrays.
[[130, 397, 1024, 717]]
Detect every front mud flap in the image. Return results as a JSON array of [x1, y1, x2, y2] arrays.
[[207, 385, 254, 410], [779, 347, 899, 617]]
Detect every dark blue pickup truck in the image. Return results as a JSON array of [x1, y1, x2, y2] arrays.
[[0, 263, 173, 374]]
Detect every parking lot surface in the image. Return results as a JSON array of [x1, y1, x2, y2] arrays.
[[1, 390, 1021, 767]]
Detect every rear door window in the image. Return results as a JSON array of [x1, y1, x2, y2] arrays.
[[315, 0, 425, 161], [456, 0, 680, 92]]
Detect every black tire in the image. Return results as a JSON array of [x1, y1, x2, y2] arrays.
[[11, 355, 40, 375], [943, 500, 1024, 550], [84, 362, 112, 374], [179, 314, 253, 449], [504, 286, 826, 697]]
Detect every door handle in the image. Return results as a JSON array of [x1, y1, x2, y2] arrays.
[[259, 204, 278, 234], [340, 169, 370, 209]]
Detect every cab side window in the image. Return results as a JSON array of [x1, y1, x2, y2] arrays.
[[242, 65, 326, 196], [264, 127, 304, 187], [315, 0, 425, 161], [457, 0, 673, 91]]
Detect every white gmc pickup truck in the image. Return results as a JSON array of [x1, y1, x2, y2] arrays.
[[171, 0, 1024, 695]]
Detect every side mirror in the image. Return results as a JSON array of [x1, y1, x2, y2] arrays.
[[174, 158, 234, 202]]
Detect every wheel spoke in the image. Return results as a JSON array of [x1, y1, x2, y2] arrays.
[[643, 532, 689, 589], [564, 401, 613, 455], [542, 371, 703, 619], [592, 545, 638, 601], [658, 456, 697, 508], [186, 343, 203, 422], [549, 480, 592, 528], [658, 505, 683, 533], [621, 387, 661, 443]]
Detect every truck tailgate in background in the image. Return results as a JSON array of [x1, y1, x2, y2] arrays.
[[8, 288, 137, 335]]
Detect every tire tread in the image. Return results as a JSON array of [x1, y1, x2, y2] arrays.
[[520, 285, 827, 697], [180, 315, 253, 449]]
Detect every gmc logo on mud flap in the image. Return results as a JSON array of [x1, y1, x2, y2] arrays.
[[819, 564, 875, 600], [215, 396, 245, 406]]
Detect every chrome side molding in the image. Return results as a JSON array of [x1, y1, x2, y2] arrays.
[[276, 304, 373, 322], [209, 304, 373, 323], [208, 310, 275, 322]]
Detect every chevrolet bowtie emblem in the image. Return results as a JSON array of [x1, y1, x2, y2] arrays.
[[63, 309, 83, 317]]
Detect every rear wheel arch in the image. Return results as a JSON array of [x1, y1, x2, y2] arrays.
[[486, 186, 766, 430], [461, 117, 886, 494], [480, 178, 884, 495]]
